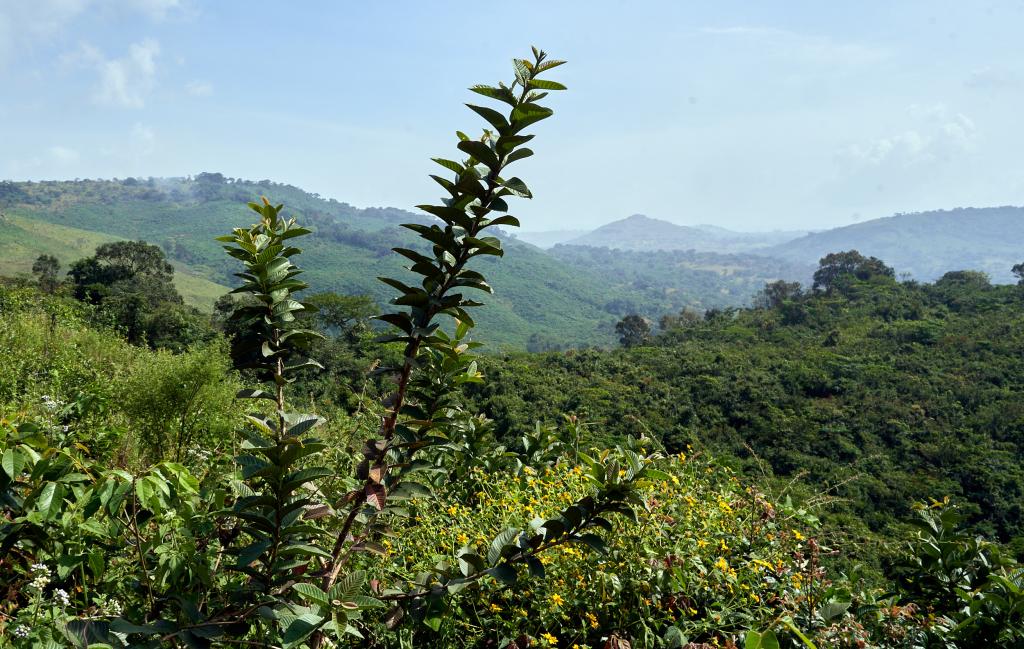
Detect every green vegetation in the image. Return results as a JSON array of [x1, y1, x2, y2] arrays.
[[0, 178, 624, 349], [766, 206, 1024, 283], [0, 211, 228, 309], [549, 244, 813, 317], [467, 260, 1024, 555], [2, 50, 1024, 649]]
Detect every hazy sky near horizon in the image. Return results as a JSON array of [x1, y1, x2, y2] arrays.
[[3, 1, 1024, 231]]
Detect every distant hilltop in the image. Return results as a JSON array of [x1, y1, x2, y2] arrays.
[[515, 207, 1024, 284], [761, 206, 1024, 283]]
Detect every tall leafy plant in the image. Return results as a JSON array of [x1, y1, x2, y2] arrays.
[[211, 200, 382, 644], [316, 46, 568, 592]]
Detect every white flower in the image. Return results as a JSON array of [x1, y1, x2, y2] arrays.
[[54, 588, 70, 606], [29, 563, 50, 589], [12, 626, 29, 638]]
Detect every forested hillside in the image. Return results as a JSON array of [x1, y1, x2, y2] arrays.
[[0, 176, 626, 348], [548, 244, 814, 316], [765, 207, 1024, 283], [468, 265, 1024, 552]]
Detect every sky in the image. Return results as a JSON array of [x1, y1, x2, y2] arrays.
[[3, 1, 1024, 231]]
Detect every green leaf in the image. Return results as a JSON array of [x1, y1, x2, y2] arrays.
[[432, 158, 465, 174], [501, 177, 532, 198], [744, 630, 780, 649], [292, 583, 329, 606], [466, 104, 509, 132], [36, 481, 64, 519], [526, 555, 545, 579], [330, 570, 366, 600], [779, 618, 817, 648], [488, 527, 520, 565], [469, 84, 517, 106], [575, 532, 609, 554], [504, 148, 534, 165], [2, 447, 27, 479], [457, 140, 500, 172], [235, 388, 277, 401], [529, 78, 567, 91], [423, 614, 442, 632], [488, 564, 517, 585], [286, 414, 324, 436], [282, 613, 325, 647]]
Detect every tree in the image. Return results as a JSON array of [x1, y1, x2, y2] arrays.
[[31, 254, 60, 293], [304, 292, 377, 337], [812, 250, 895, 293], [68, 240, 195, 347], [754, 280, 802, 309], [68, 240, 177, 303], [93, 240, 175, 282], [935, 270, 991, 290], [659, 307, 702, 331], [615, 314, 651, 347], [1012, 262, 1024, 286]]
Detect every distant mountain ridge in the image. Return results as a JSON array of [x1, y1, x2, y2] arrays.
[[564, 214, 807, 253], [763, 206, 1024, 283]]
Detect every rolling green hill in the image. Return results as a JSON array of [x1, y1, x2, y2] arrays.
[[0, 211, 228, 309], [0, 176, 624, 348], [764, 206, 1024, 283]]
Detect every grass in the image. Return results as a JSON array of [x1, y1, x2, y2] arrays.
[[0, 211, 229, 310]]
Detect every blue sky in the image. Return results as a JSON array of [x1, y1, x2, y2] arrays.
[[3, 1, 1024, 231]]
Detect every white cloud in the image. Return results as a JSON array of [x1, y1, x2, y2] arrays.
[[0, 0, 185, 69], [48, 145, 80, 164], [837, 105, 976, 168], [65, 39, 161, 108], [185, 80, 213, 96], [699, 25, 889, 66]]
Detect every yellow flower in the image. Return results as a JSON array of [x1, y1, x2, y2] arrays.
[[456, 533, 469, 545], [490, 603, 503, 612], [550, 593, 564, 606], [792, 529, 805, 542], [447, 505, 458, 516], [585, 611, 598, 628], [715, 557, 729, 571], [541, 632, 558, 645]]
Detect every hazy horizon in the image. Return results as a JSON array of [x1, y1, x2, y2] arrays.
[[3, 1, 1024, 231]]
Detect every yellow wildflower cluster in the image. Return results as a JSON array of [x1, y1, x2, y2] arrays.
[[358, 451, 811, 647]]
